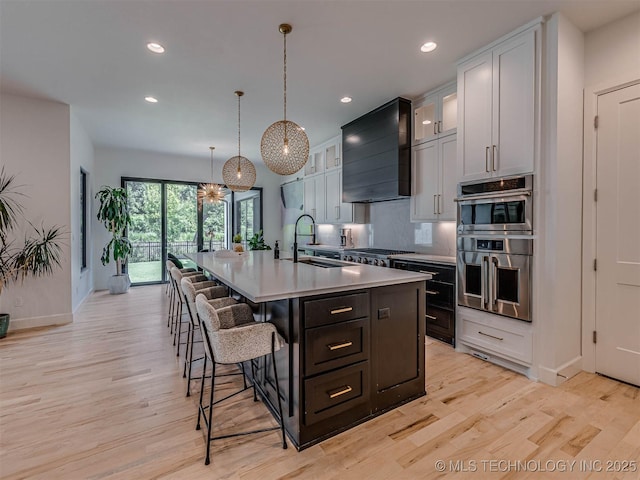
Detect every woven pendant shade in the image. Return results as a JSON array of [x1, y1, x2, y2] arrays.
[[198, 147, 225, 205], [261, 23, 309, 175], [222, 155, 256, 192], [223, 91, 256, 192]]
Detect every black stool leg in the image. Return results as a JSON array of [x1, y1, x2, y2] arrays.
[[271, 333, 287, 449], [196, 355, 207, 431], [183, 321, 191, 378], [204, 360, 216, 465], [250, 360, 257, 402]]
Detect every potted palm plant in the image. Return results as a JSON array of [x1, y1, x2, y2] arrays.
[[0, 167, 65, 338], [95, 186, 132, 294]]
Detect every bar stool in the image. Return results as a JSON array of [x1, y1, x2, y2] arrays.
[[170, 267, 213, 356], [165, 260, 199, 329], [195, 295, 287, 465], [181, 278, 237, 397]]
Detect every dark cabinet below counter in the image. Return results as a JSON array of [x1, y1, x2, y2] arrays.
[[250, 282, 425, 450], [392, 260, 456, 346]]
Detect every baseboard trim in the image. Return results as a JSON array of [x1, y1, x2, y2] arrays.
[[538, 356, 583, 386], [8, 312, 73, 332]]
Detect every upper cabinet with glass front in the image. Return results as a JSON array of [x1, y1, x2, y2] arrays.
[[413, 81, 457, 145]]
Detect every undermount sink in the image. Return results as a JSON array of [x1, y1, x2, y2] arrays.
[[282, 257, 345, 268]]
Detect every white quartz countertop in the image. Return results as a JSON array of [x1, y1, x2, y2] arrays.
[[186, 251, 430, 303], [389, 253, 457, 265]]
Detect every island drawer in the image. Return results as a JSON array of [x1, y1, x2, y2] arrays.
[[304, 292, 369, 328], [303, 361, 369, 426], [305, 318, 369, 376]]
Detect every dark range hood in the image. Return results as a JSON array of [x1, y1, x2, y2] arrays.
[[341, 97, 411, 203]]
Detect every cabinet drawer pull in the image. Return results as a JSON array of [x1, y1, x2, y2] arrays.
[[478, 330, 504, 341], [328, 341, 353, 351], [328, 385, 353, 399], [426, 314, 437, 320], [419, 270, 439, 276], [330, 306, 353, 315], [426, 290, 440, 295]]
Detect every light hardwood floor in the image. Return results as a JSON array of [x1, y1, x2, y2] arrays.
[[1, 285, 638, 479]]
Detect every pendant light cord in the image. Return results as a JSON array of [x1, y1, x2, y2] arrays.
[[237, 92, 242, 174], [210, 147, 214, 182], [283, 29, 288, 140]]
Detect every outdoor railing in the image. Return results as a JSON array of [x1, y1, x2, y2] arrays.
[[129, 241, 227, 262]]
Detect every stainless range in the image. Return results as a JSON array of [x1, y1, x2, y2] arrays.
[[341, 248, 415, 268]]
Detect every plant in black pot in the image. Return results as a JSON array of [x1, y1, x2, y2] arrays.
[[0, 167, 65, 338], [248, 230, 271, 251], [96, 186, 132, 294]]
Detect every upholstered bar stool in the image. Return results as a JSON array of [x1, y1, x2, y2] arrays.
[[195, 295, 287, 465], [181, 278, 237, 397], [170, 267, 213, 356], [165, 260, 199, 330]]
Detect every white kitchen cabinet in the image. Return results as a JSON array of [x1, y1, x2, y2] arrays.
[[411, 134, 457, 222], [413, 81, 457, 145], [303, 173, 325, 222], [304, 149, 324, 176], [457, 25, 539, 181], [324, 168, 363, 223], [324, 138, 341, 171]]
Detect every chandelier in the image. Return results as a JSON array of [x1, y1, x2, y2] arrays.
[[260, 23, 309, 176], [223, 91, 256, 192], [198, 147, 225, 204]]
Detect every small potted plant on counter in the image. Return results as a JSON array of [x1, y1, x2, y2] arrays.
[[232, 233, 243, 252], [248, 230, 271, 251], [96, 185, 132, 294], [0, 167, 65, 338]]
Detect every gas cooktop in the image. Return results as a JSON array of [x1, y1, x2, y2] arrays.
[[344, 248, 415, 256]]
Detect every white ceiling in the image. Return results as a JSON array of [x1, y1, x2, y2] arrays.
[[1, 0, 638, 166]]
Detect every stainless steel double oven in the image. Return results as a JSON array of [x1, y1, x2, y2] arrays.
[[456, 175, 533, 322]]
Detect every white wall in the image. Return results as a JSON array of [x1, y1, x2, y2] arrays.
[[584, 10, 640, 87], [535, 13, 585, 385], [93, 146, 282, 290], [0, 93, 73, 330], [70, 109, 95, 310]]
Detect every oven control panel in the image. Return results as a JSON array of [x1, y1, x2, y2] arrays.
[[476, 239, 504, 251]]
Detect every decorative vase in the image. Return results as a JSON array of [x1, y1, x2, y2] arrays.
[[108, 274, 131, 295], [0, 313, 9, 339]]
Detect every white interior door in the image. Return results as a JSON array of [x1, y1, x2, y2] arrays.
[[595, 83, 640, 386]]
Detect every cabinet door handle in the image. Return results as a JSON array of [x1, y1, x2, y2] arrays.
[[335, 157, 340, 167], [328, 385, 353, 399], [433, 122, 437, 135], [433, 194, 437, 214], [328, 341, 353, 351], [330, 306, 353, 315], [312, 208, 316, 218], [485, 146, 490, 172], [438, 121, 442, 133], [426, 314, 437, 320], [419, 270, 438, 276], [426, 290, 440, 295], [335, 206, 340, 219], [492, 145, 497, 171], [438, 194, 442, 214], [479, 330, 504, 341]]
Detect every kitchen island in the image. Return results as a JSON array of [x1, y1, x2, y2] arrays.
[[187, 251, 430, 450]]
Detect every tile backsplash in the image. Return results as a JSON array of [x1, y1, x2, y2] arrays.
[[315, 198, 456, 256]]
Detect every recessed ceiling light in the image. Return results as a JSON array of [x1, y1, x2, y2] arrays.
[[341, 96, 352, 104], [420, 42, 437, 53], [145, 96, 158, 103], [147, 42, 165, 54]]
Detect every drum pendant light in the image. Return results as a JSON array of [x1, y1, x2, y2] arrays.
[[198, 147, 225, 204], [261, 23, 309, 176], [223, 91, 256, 192]]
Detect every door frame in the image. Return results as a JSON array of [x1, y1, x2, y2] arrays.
[[581, 75, 640, 373]]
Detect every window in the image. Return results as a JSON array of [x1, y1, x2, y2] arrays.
[[80, 169, 88, 271]]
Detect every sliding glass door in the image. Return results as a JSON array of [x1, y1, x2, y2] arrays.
[[126, 180, 163, 283], [123, 178, 259, 285]]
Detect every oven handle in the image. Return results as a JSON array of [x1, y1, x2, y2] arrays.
[[454, 190, 531, 202], [482, 256, 489, 310], [491, 256, 498, 311]]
